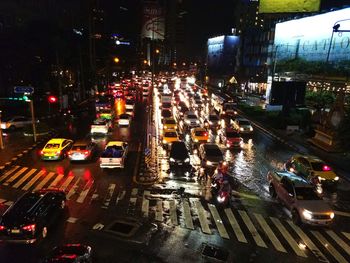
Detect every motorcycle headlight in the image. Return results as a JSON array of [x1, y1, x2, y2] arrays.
[[334, 176, 339, 181], [302, 209, 313, 220], [184, 158, 190, 163], [330, 212, 335, 219], [250, 127, 253, 131], [194, 138, 198, 142], [170, 158, 175, 162], [240, 127, 244, 131], [163, 140, 167, 144], [206, 160, 212, 166], [185, 120, 190, 124]]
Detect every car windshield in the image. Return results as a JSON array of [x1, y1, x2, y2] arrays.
[[224, 103, 235, 110], [126, 100, 134, 104], [165, 119, 176, 124], [94, 120, 106, 125], [162, 111, 171, 117], [72, 145, 87, 151], [162, 103, 171, 107], [45, 143, 60, 149], [239, 120, 250, 126], [311, 162, 329, 171], [119, 114, 129, 119], [187, 114, 197, 119], [205, 147, 222, 156], [195, 131, 207, 136], [165, 132, 178, 137], [209, 115, 219, 121], [10, 193, 40, 215], [226, 131, 240, 138], [295, 187, 321, 200]]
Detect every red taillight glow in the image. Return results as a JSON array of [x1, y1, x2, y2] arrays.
[[322, 165, 331, 171], [22, 224, 35, 232], [67, 151, 72, 156], [40, 150, 44, 155], [204, 133, 208, 136], [83, 150, 90, 156], [0, 225, 6, 231], [55, 150, 61, 155]]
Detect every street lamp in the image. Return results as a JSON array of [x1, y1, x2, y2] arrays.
[[113, 57, 120, 63]]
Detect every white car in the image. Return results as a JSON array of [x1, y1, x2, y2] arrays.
[[184, 111, 200, 128], [91, 119, 110, 135], [1, 116, 32, 130], [117, 113, 131, 126], [232, 118, 253, 134], [125, 99, 135, 110]]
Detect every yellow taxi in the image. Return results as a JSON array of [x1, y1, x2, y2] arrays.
[[162, 129, 180, 148], [162, 117, 177, 130], [40, 138, 74, 161], [191, 127, 209, 143], [287, 155, 339, 185]]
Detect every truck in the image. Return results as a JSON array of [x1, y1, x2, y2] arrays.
[[267, 170, 334, 226], [100, 141, 128, 169]]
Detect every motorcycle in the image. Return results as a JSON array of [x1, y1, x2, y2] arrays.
[[216, 189, 231, 206]]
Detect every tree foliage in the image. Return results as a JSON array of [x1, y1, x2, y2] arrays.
[[305, 90, 335, 109]]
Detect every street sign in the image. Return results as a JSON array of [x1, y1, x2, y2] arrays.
[[14, 86, 34, 94]]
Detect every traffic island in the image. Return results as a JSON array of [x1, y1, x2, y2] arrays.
[[133, 147, 159, 186]]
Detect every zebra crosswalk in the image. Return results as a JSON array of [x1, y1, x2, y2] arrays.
[[1, 166, 350, 262]]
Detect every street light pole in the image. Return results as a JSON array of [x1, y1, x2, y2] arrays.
[[28, 99, 37, 142], [0, 111, 4, 149]]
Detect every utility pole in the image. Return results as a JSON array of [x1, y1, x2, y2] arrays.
[[0, 110, 4, 149], [28, 99, 37, 142]]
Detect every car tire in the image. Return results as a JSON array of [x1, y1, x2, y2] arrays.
[[292, 210, 302, 226], [269, 184, 276, 198], [42, 226, 48, 239]]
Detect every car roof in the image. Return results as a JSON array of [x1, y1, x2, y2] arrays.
[[275, 171, 310, 187], [164, 129, 177, 133], [203, 143, 220, 149], [72, 141, 89, 146], [106, 141, 125, 147], [236, 118, 249, 122], [192, 127, 206, 132], [185, 111, 196, 115], [47, 138, 67, 144], [294, 155, 323, 162]]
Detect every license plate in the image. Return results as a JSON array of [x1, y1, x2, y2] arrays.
[[11, 229, 20, 234], [178, 162, 182, 165]]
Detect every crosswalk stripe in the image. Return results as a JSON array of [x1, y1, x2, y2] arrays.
[[102, 184, 116, 209], [183, 199, 194, 230], [326, 230, 350, 256], [4, 201, 14, 206], [224, 208, 247, 243], [66, 178, 81, 200], [342, 232, 350, 241], [270, 217, 307, 257], [254, 213, 286, 252], [33, 172, 55, 191], [22, 170, 44, 191], [48, 174, 64, 188], [155, 200, 163, 222], [142, 197, 149, 217], [287, 221, 329, 263], [130, 197, 137, 206], [169, 200, 178, 226], [0, 166, 20, 183], [116, 190, 126, 205], [4, 167, 28, 186], [194, 199, 211, 234], [311, 231, 347, 263], [208, 204, 229, 239], [13, 168, 37, 189], [238, 210, 267, 248], [59, 176, 75, 191], [76, 180, 94, 203], [0, 199, 6, 203], [143, 190, 150, 197]]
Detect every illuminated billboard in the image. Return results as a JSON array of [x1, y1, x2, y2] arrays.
[[141, 4, 165, 40], [259, 0, 320, 13], [274, 8, 350, 63]]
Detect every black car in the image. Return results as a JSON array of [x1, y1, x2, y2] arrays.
[[0, 189, 66, 243], [169, 141, 191, 168], [161, 109, 172, 119], [44, 244, 92, 263], [198, 143, 224, 168]]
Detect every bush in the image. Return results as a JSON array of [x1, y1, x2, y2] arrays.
[[23, 122, 50, 135]]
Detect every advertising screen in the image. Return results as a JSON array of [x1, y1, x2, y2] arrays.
[[141, 4, 165, 40], [259, 0, 320, 13], [274, 8, 350, 62]]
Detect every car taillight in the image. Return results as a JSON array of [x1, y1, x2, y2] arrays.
[[22, 224, 36, 232], [83, 150, 90, 155], [40, 150, 44, 155], [67, 151, 72, 156], [322, 165, 331, 171], [204, 133, 208, 136], [55, 150, 61, 155], [0, 225, 6, 231]]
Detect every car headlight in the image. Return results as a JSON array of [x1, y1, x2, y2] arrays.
[[226, 143, 231, 147], [234, 111, 238, 115], [334, 176, 339, 181], [206, 160, 212, 166], [163, 140, 167, 144], [302, 209, 313, 220], [194, 138, 198, 142], [164, 125, 167, 129], [250, 127, 253, 131], [318, 176, 326, 181], [170, 158, 175, 162], [222, 111, 225, 114], [240, 127, 244, 131], [209, 121, 213, 125], [196, 120, 200, 124], [330, 212, 335, 219], [184, 158, 190, 163], [185, 120, 190, 124]]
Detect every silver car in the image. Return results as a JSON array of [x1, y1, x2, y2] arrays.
[[1, 116, 32, 130]]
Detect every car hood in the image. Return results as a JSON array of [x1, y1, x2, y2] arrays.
[[297, 200, 332, 214], [206, 155, 224, 163], [170, 151, 189, 161], [314, 171, 337, 180]]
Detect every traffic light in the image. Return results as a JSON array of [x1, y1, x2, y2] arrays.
[[48, 95, 58, 103]]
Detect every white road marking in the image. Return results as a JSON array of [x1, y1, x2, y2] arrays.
[[76, 180, 94, 203], [311, 231, 346, 263], [326, 230, 350, 256], [270, 217, 307, 257], [142, 197, 149, 217], [131, 188, 138, 197], [0, 166, 20, 183], [169, 200, 178, 226], [33, 172, 55, 191], [13, 168, 36, 189], [92, 223, 104, 230], [59, 176, 75, 191], [48, 174, 64, 188], [155, 200, 163, 222], [238, 210, 267, 248], [254, 213, 286, 252], [102, 184, 116, 209], [66, 178, 81, 200], [287, 220, 329, 263], [208, 204, 229, 239], [183, 199, 194, 230], [116, 190, 126, 205], [4, 167, 28, 186], [194, 199, 211, 234], [22, 170, 44, 191], [4, 201, 13, 206], [342, 232, 350, 241], [334, 210, 350, 217], [224, 208, 247, 243], [66, 217, 78, 223]]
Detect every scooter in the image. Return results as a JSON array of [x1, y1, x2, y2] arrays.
[[216, 189, 231, 206]]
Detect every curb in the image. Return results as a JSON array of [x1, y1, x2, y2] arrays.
[[133, 149, 159, 186]]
